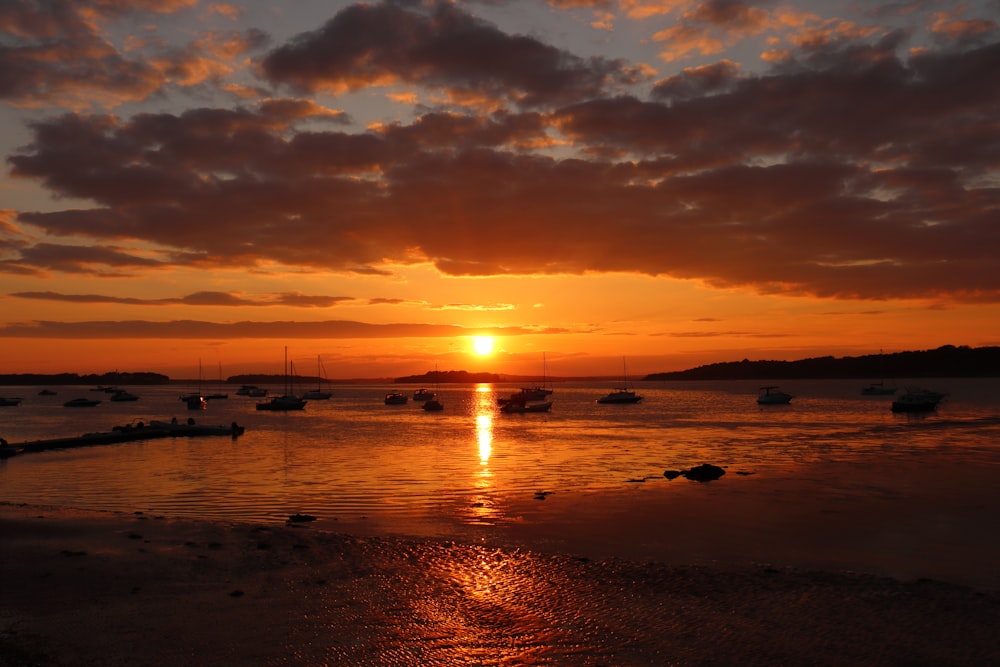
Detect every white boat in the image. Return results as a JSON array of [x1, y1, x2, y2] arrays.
[[757, 386, 793, 405], [256, 347, 307, 411], [597, 358, 643, 404], [891, 387, 946, 413], [302, 355, 332, 400]]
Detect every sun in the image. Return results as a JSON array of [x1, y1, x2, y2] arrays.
[[472, 336, 495, 356]]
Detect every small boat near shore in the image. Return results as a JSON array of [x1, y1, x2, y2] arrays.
[[597, 358, 643, 404], [0, 397, 23, 406]]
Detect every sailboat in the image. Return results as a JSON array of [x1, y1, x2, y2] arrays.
[[861, 349, 897, 395], [256, 348, 307, 411], [422, 366, 444, 411], [180, 360, 207, 410], [597, 357, 643, 404], [518, 352, 553, 401], [206, 361, 228, 400], [302, 355, 332, 400]]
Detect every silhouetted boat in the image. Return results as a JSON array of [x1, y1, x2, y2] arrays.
[[302, 355, 332, 400], [38, 389, 57, 396], [500, 399, 552, 414], [757, 386, 793, 405], [236, 385, 267, 397], [413, 388, 435, 401], [64, 398, 101, 407], [384, 392, 408, 405], [597, 358, 643, 404], [256, 347, 306, 411], [861, 382, 897, 396], [109, 389, 139, 402], [891, 387, 946, 413], [421, 398, 444, 411], [0, 397, 23, 406]]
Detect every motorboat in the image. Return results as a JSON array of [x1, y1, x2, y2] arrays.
[[891, 387, 946, 413], [757, 386, 793, 405], [413, 388, 435, 401], [384, 392, 408, 405], [64, 397, 101, 407], [236, 385, 268, 397], [38, 389, 57, 396], [0, 397, 23, 406], [109, 390, 139, 402], [500, 399, 552, 414]]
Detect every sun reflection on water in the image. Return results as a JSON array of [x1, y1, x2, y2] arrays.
[[467, 386, 498, 524]]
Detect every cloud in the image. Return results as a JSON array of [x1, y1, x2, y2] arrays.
[[8, 290, 355, 307], [258, 1, 647, 107], [3, 2, 999, 303], [0, 319, 559, 340]]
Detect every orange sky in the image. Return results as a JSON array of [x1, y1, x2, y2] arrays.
[[1, 1, 998, 379]]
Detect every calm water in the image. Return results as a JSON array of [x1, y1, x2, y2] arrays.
[[3, 378, 999, 541]]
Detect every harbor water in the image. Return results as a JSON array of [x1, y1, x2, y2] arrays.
[[3, 378, 999, 585]]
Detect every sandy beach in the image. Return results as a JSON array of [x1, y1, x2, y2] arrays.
[[2, 499, 998, 666]]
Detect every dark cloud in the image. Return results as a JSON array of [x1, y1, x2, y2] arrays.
[[3, 3, 999, 303], [8, 290, 355, 307], [259, 1, 644, 107], [0, 319, 556, 339]]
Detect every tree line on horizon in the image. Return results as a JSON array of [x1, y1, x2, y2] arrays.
[[2, 345, 997, 385], [644, 345, 1000, 381]]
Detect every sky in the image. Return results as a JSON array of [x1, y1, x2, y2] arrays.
[[1, 0, 998, 380]]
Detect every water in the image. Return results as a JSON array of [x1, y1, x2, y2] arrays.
[[3, 378, 999, 548]]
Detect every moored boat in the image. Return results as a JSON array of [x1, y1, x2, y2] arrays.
[[757, 386, 793, 405], [891, 387, 946, 413], [64, 397, 101, 407], [413, 388, 434, 401], [421, 398, 444, 411], [0, 397, 23, 406], [236, 385, 268, 397], [500, 399, 552, 414], [384, 392, 408, 405], [597, 358, 643, 404], [109, 389, 139, 402]]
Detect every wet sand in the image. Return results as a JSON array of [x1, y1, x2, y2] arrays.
[[3, 500, 999, 666]]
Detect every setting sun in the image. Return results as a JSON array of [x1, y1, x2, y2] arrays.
[[472, 336, 495, 356]]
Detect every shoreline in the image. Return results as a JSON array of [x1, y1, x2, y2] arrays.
[[3, 501, 999, 665]]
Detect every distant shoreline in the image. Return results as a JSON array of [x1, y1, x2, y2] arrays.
[[1, 344, 997, 385]]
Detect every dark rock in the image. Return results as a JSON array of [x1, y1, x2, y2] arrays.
[[663, 470, 682, 480], [682, 463, 726, 482]]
